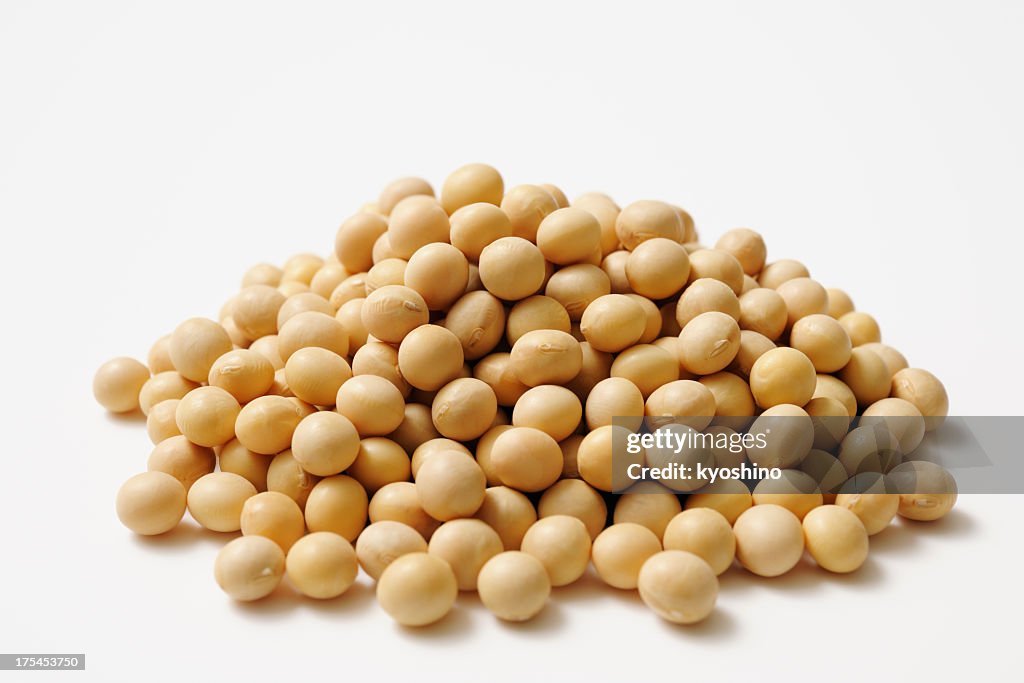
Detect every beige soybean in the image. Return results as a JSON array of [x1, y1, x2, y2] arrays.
[[687, 249, 745, 296], [146, 399, 182, 444], [281, 253, 324, 285], [512, 385, 582, 442], [278, 311, 349, 363], [229, 284, 284, 337], [351, 342, 410, 397], [444, 290, 506, 360], [861, 397, 925, 454], [168, 318, 233, 383], [310, 264, 348, 301], [404, 242, 469, 311], [187, 472, 257, 532], [427, 519, 504, 591], [428, 377, 497, 441], [330, 274, 370, 310], [752, 470, 824, 520], [776, 277, 829, 328], [733, 503, 805, 577], [565, 341, 614, 400], [116, 471, 187, 535], [304, 475, 368, 541], [613, 491, 682, 539], [147, 334, 175, 374], [249, 335, 284, 370], [662, 508, 736, 575], [698, 372, 756, 427], [645, 380, 716, 430], [611, 344, 679, 398], [478, 236, 546, 301], [521, 515, 592, 587], [839, 311, 882, 347], [335, 297, 369, 352], [860, 342, 909, 377], [592, 523, 662, 589], [623, 238, 690, 300], [805, 396, 852, 450], [758, 259, 810, 289], [473, 486, 537, 551], [506, 295, 571, 345], [345, 437, 410, 494], [355, 520, 429, 580], [580, 294, 646, 352], [615, 200, 683, 250], [490, 427, 563, 493], [890, 367, 949, 431], [738, 288, 788, 341], [208, 349, 275, 403], [538, 479, 607, 540], [449, 202, 513, 262], [573, 192, 621, 255], [813, 374, 858, 418], [219, 440, 272, 492], [601, 250, 631, 293], [577, 425, 645, 493], [638, 550, 718, 624], [677, 311, 741, 375], [291, 411, 360, 477], [715, 228, 766, 276], [147, 435, 216, 491], [536, 207, 602, 265], [546, 264, 612, 321], [891, 461, 958, 521], [790, 314, 852, 373], [138, 371, 199, 416], [477, 551, 551, 622], [388, 195, 450, 259], [838, 347, 891, 407], [361, 285, 428, 343], [377, 177, 434, 216], [267, 450, 320, 509], [835, 492, 899, 535], [398, 325, 464, 391], [242, 262, 283, 288], [441, 163, 503, 214], [585, 377, 644, 430], [369, 481, 441, 540], [750, 347, 816, 408], [685, 479, 753, 525], [676, 278, 741, 329], [286, 531, 358, 599], [386, 402, 440, 453], [94, 357, 150, 413], [802, 505, 869, 573], [826, 287, 856, 318], [509, 329, 582, 386], [175, 386, 240, 448], [235, 395, 305, 454], [276, 291, 333, 330], [240, 491, 305, 552], [370, 261, 412, 297], [415, 450, 486, 521], [728, 330, 776, 379], [284, 347, 351, 406], [411, 438, 472, 478], [335, 374, 405, 436], [501, 184, 559, 242], [214, 535, 285, 601], [627, 294, 662, 344], [377, 552, 458, 627]]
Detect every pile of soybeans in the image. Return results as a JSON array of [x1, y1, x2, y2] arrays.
[[94, 164, 956, 627]]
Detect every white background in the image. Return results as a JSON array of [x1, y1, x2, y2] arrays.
[[2, 1, 1022, 681]]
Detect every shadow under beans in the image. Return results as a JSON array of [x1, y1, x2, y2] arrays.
[[130, 521, 238, 552], [297, 579, 377, 617], [230, 583, 296, 617], [392, 602, 475, 641], [718, 556, 882, 595], [653, 604, 738, 639], [895, 509, 975, 539], [104, 409, 147, 426]]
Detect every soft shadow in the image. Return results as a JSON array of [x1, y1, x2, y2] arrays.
[[130, 521, 238, 551], [717, 558, 828, 594], [896, 509, 975, 538], [392, 603, 474, 640], [493, 597, 568, 634], [552, 568, 615, 605], [654, 604, 738, 639], [298, 579, 376, 616], [230, 583, 297, 617], [104, 409, 147, 426], [868, 520, 921, 555]]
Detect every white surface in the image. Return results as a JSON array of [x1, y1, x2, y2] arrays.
[[1, 1, 1022, 681]]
